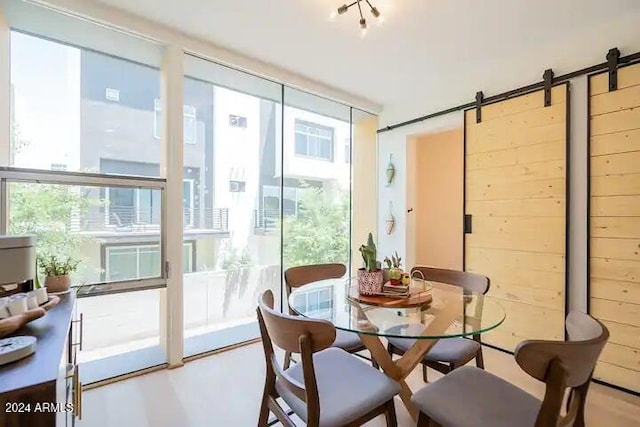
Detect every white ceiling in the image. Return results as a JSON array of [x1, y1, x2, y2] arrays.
[[94, 0, 640, 125]]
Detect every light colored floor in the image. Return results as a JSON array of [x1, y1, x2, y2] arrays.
[[77, 342, 640, 427]]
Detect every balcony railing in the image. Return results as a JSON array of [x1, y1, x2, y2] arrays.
[[70, 206, 229, 232], [254, 209, 296, 230]]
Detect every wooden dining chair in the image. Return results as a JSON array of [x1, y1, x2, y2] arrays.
[[411, 311, 609, 427], [284, 263, 375, 369], [257, 289, 400, 427], [386, 266, 490, 382]]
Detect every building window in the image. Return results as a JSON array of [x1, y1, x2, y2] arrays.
[[105, 242, 194, 281], [50, 163, 67, 171], [154, 99, 197, 144], [229, 115, 247, 128], [229, 180, 246, 192], [294, 120, 334, 161], [105, 87, 120, 102]]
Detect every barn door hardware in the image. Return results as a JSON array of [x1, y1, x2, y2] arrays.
[[607, 47, 621, 91], [543, 69, 554, 107], [475, 91, 484, 123], [464, 214, 473, 234]]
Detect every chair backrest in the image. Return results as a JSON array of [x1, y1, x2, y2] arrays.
[[258, 289, 336, 354], [284, 263, 346, 293], [256, 289, 336, 418], [514, 311, 609, 427], [410, 266, 490, 294]]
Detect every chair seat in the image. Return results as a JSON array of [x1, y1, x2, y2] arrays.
[[388, 336, 480, 364], [276, 347, 400, 427], [332, 329, 365, 352], [411, 366, 541, 427]]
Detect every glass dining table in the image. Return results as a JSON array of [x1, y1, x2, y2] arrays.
[[289, 276, 506, 420]]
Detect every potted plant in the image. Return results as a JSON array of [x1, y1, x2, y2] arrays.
[[388, 251, 403, 286], [38, 255, 80, 293], [357, 233, 383, 295]]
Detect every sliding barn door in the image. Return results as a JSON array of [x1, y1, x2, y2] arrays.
[[589, 63, 640, 393], [464, 84, 568, 352]]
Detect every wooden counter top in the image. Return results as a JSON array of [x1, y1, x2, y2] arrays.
[[0, 293, 75, 395]]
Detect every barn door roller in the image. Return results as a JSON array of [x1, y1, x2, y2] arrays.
[[543, 69, 554, 107], [607, 47, 621, 91], [475, 91, 484, 123]]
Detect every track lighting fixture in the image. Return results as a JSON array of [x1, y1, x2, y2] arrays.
[[331, 0, 383, 34]]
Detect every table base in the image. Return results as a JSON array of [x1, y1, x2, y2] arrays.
[[356, 297, 459, 420]]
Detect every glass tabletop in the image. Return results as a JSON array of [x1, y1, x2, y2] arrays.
[[289, 277, 505, 339]]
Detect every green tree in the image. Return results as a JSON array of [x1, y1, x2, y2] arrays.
[[282, 186, 350, 268], [8, 121, 91, 263]]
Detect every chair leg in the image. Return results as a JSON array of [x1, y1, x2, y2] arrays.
[[384, 399, 398, 427], [371, 357, 380, 369], [422, 364, 428, 382], [416, 411, 431, 427], [283, 351, 292, 370], [475, 347, 485, 369], [257, 387, 271, 427], [473, 335, 485, 369]]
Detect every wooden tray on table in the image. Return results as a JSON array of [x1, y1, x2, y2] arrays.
[[347, 285, 432, 309]]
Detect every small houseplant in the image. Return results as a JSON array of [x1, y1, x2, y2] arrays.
[[357, 233, 383, 295], [38, 255, 80, 293], [388, 251, 403, 286]]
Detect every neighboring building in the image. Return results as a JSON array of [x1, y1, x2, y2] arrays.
[[72, 50, 350, 282]]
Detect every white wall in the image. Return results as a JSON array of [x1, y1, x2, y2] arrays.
[[377, 111, 463, 267]]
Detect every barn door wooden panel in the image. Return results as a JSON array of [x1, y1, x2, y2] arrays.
[[464, 84, 568, 352], [589, 63, 640, 393]]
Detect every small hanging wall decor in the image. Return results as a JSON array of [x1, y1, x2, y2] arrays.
[[386, 201, 395, 235], [386, 154, 396, 185]]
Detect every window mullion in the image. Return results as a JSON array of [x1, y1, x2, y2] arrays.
[[160, 44, 185, 367]]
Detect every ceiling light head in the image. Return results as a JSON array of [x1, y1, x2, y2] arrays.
[[360, 18, 367, 29], [370, 7, 380, 18], [337, 4, 349, 14]]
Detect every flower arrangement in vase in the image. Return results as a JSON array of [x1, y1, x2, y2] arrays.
[[357, 233, 383, 295]]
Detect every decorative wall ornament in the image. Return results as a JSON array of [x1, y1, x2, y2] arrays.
[[386, 201, 395, 235], [330, 1, 384, 36], [386, 154, 396, 185]]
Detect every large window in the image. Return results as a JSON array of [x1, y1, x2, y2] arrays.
[[4, 4, 168, 385], [283, 89, 351, 270], [181, 55, 283, 357], [10, 32, 163, 175], [294, 120, 335, 161]]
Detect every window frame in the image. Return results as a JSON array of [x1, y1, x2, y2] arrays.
[[105, 87, 120, 102]]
